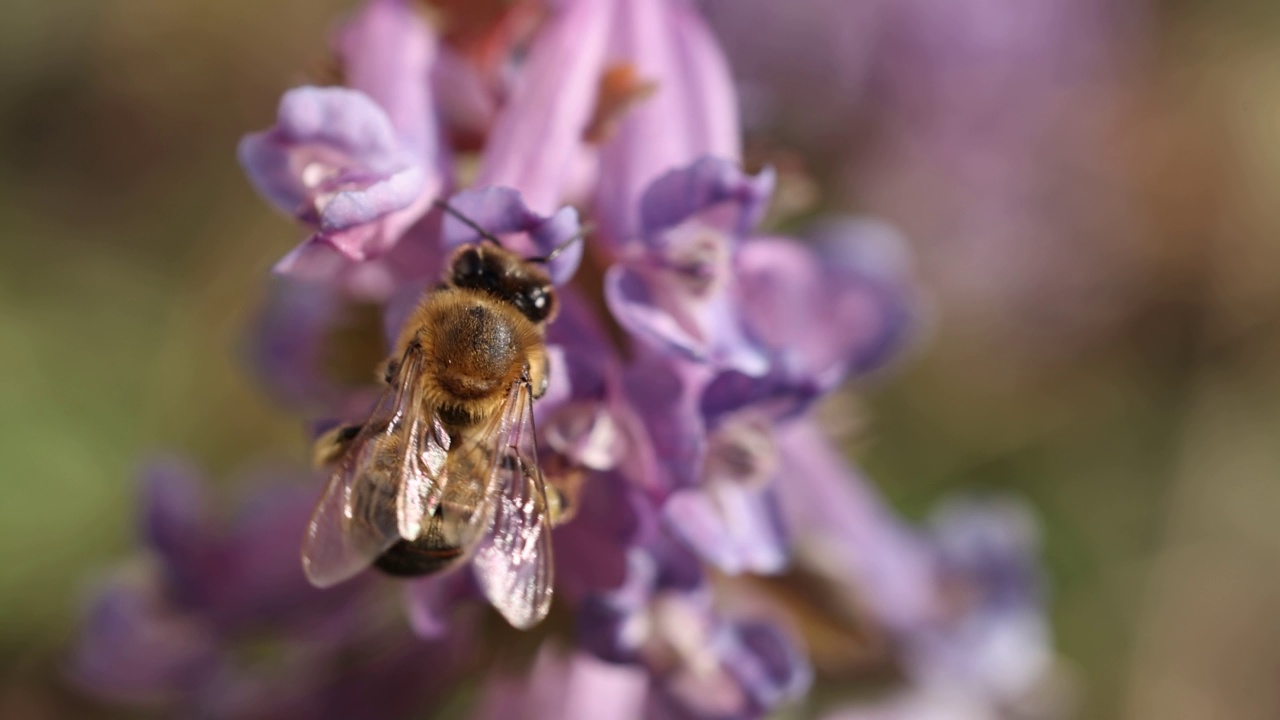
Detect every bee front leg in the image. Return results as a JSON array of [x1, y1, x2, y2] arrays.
[[527, 351, 550, 400], [312, 423, 362, 469]]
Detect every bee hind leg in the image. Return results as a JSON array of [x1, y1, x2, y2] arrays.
[[380, 358, 399, 385], [312, 423, 362, 469], [543, 456, 585, 527]]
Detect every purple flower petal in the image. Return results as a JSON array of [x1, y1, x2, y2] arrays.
[[605, 158, 777, 376], [605, 263, 768, 376], [476, 0, 612, 215], [546, 284, 620, 363], [242, 276, 372, 416], [535, 289, 622, 420], [806, 217, 919, 374], [440, 186, 584, 286], [909, 497, 1055, 701], [619, 353, 706, 491], [663, 484, 786, 575], [554, 472, 647, 604], [701, 0, 883, 152], [639, 156, 775, 242], [139, 457, 208, 574], [585, 583, 811, 720], [700, 222, 917, 423], [272, 238, 359, 285], [576, 525, 707, 663], [593, 0, 743, 244], [714, 620, 814, 716], [605, 266, 704, 361], [930, 496, 1043, 613], [318, 166, 428, 237], [699, 367, 831, 426], [210, 471, 366, 631], [775, 420, 942, 634], [543, 400, 628, 472], [336, 0, 441, 158], [431, 44, 496, 143], [473, 645, 650, 720], [239, 87, 413, 220], [239, 86, 442, 265], [141, 459, 364, 633], [663, 413, 789, 575], [68, 574, 219, 705]]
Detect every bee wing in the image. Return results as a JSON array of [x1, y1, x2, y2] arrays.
[[469, 378, 555, 629], [301, 345, 452, 588]]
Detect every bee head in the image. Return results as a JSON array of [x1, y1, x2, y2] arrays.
[[449, 244, 558, 324]]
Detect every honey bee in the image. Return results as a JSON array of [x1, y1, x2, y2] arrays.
[[301, 202, 579, 629]]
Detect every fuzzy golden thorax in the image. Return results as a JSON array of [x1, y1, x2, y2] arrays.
[[392, 287, 547, 432]]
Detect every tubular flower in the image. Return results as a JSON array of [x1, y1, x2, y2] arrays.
[[76, 1, 1066, 719], [69, 459, 472, 719], [239, 0, 446, 278]]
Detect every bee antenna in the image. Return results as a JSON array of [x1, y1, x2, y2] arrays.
[[528, 224, 592, 265], [435, 199, 503, 247]]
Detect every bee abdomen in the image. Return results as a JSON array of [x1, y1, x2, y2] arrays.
[[374, 540, 465, 576]]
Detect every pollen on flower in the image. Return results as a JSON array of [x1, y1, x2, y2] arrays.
[[584, 63, 659, 144]]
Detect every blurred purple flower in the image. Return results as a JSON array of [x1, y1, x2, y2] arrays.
[[776, 421, 942, 634], [907, 497, 1055, 704], [590, 0, 742, 244], [663, 411, 787, 576], [579, 547, 812, 719], [440, 186, 584, 286], [699, 0, 885, 153], [605, 157, 773, 375], [243, 277, 380, 417], [240, 87, 427, 240], [599, 159, 918, 582], [137, 458, 360, 631], [70, 571, 218, 706], [93, 1, 1076, 719], [702, 217, 918, 424], [707, 0, 1149, 360], [474, 0, 612, 215], [471, 645, 650, 720], [478, 0, 739, 251], [818, 497, 1063, 720], [70, 458, 478, 718], [239, 0, 445, 277]]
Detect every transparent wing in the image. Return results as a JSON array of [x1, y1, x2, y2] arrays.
[[301, 345, 451, 587], [469, 378, 555, 629]]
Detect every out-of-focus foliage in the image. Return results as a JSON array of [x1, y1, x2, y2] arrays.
[[2, 1, 1280, 719]]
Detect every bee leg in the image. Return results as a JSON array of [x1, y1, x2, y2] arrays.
[[380, 358, 399, 385], [543, 456, 585, 527], [547, 484, 573, 525], [526, 354, 549, 400], [312, 423, 362, 469]]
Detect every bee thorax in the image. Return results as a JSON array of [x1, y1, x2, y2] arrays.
[[390, 288, 546, 437]]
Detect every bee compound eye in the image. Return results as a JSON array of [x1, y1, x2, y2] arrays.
[[452, 247, 484, 284], [524, 285, 553, 321], [530, 287, 547, 309]]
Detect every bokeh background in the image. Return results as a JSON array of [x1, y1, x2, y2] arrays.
[[2, 1, 1279, 718]]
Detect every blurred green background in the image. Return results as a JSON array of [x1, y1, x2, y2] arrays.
[[2, 1, 1279, 719]]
